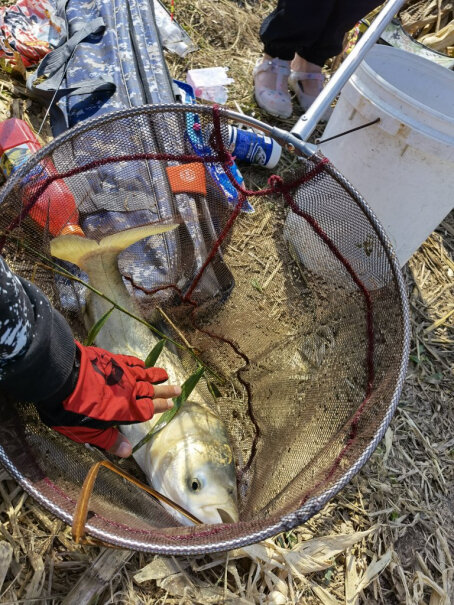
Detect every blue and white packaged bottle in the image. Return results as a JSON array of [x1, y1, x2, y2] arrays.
[[227, 126, 282, 169]]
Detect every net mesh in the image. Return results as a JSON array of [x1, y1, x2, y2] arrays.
[[0, 105, 409, 554]]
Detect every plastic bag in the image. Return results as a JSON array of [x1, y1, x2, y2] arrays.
[[0, 0, 65, 73], [153, 0, 197, 57]]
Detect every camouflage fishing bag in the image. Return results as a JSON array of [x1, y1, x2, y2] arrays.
[[28, 0, 235, 310]]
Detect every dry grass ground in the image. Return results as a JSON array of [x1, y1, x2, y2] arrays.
[[0, 1, 452, 603]]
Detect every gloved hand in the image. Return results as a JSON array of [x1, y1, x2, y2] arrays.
[[36, 342, 181, 457]]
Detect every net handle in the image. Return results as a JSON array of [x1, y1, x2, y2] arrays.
[[72, 459, 201, 544]]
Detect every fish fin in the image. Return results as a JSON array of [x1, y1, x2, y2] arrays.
[[100, 223, 179, 252], [50, 234, 99, 266], [50, 223, 179, 266]]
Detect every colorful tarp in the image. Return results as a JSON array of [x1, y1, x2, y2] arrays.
[[0, 0, 64, 73]]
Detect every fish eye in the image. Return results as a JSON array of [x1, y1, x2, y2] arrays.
[[189, 478, 202, 492]]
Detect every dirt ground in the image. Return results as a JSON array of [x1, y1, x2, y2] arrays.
[[0, 1, 452, 604]]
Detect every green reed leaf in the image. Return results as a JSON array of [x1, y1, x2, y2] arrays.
[[207, 381, 222, 399], [144, 339, 166, 367], [84, 306, 115, 346], [132, 365, 205, 454]]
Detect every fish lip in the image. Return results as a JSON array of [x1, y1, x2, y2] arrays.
[[200, 505, 238, 524], [216, 508, 238, 524]]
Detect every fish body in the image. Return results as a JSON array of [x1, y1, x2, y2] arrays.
[[50, 224, 238, 526]]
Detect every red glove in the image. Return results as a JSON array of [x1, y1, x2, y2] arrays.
[[36, 342, 172, 452]]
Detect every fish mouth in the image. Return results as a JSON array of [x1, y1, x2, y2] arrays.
[[216, 508, 237, 524], [198, 505, 238, 525]]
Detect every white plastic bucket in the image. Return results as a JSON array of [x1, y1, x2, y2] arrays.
[[319, 45, 454, 265]]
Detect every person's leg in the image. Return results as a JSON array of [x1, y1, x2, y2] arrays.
[[254, 0, 336, 118], [260, 0, 337, 61], [298, 0, 381, 67], [290, 0, 381, 111]]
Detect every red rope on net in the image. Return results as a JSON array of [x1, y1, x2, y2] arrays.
[[183, 192, 246, 302], [209, 105, 330, 200]]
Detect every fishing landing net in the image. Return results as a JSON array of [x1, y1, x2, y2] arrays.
[[0, 105, 409, 555]]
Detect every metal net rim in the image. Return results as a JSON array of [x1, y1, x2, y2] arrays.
[[0, 105, 410, 555]]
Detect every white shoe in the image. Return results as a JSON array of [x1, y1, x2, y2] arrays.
[[289, 70, 332, 120], [253, 57, 292, 119]]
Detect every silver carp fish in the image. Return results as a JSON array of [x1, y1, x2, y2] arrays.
[[50, 224, 238, 526]]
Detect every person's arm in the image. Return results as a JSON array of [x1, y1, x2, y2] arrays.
[[0, 255, 76, 403], [0, 256, 180, 456]]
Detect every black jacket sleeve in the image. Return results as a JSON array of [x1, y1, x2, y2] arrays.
[[0, 256, 77, 404]]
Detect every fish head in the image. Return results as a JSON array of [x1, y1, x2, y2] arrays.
[[151, 436, 239, 526]]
